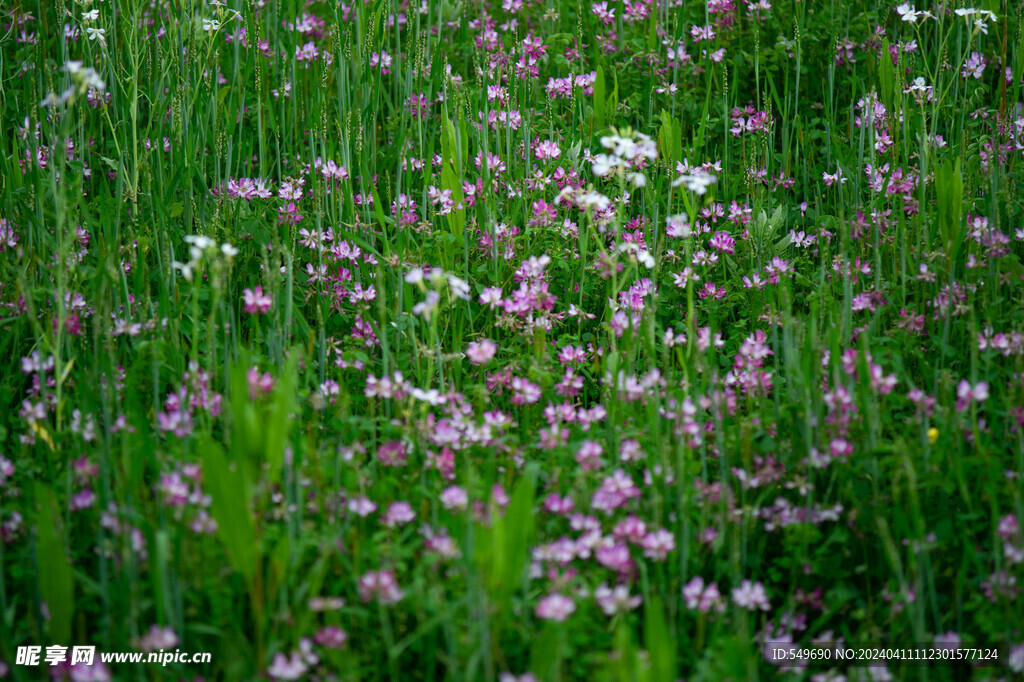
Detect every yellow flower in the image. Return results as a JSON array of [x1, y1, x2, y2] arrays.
[[928, 427, 939, 445]]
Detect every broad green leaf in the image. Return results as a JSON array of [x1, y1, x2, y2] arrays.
[[935, 158, 963, 262], [265, 353, 299, 484], [441, 163, 466, 238], [878, 38, 896, 119], [36, 484, 73, 643], [530, 622, 563, 681], [201, 436, 257, 585], [491, 464, 538, 604], [1017, 24, 1024, 80], [594, 66, 607, 129], [643, 596, 676, 682]]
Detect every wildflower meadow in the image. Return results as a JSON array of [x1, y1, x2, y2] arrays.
[[1, 0, 1024, 679]]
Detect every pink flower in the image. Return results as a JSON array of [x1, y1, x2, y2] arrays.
[[136, 625, 179, 652], [358, 570, 405, 604], [594, 583, 642, 615], [998, 514, 1020, 540], [466, 339, 497, 365], [535, 592, 576, 621], [69, 661, 112, 682], [956, 379, 989, 411], [267, 652, 307, 680], [243, 286, 273, 314], [544, 493, 574, 514], [500, 673, 540, 682], [1009, 643, 1024, 673], [347, 496, 377, 517], [247, 367, 275, 398], [383, 501, 416, 527], [683, 576, 726, 613], [535, 140, 561, 160], [479, 287, 504, 307], [575, 440, 604, 471], [376, 440, 408, 467], [596, 540, 634, 574], [641, 528, 676, 560], [732, 579, 770, 611], [440, 485, 468, 510], [315, 626, 349, 649], [709, 231, 736, 254]]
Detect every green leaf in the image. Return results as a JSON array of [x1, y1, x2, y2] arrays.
[[485, 464, 538, 609], [36, 484, 74, 643], [878, 38, 896, 118], [530, 622, 563, 681], [152, 530, 172, 624], [440, 108, 467, 238], [606, 621, 644, 681], [201, 436, 257, 585], [1017, 23, 1024, 80], [691, 76, 713, 160], [441, 163, 466, 238], [647, 0, 658, 50], [658, 111, 680, 168], [439, 0, 463, 22], [935, 158, 963, 261], [370, 181, 389, 232], [643, 596, 676, 682], [265, 354, 299, 484], [594, 66, 607, 129], [265, 533, 292, 602]]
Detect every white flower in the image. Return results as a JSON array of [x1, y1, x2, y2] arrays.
[[591, 153, 618, 177], [666, 214, 692, 238], [202, 18, 221, 32], [184, 235, 215, 250], [82, 8, 100, 21], [411, 388, 444, 405], [80, 67, 105, 91], [447, 275, 471, 300], [580, 191, 611, 212], [404, 267, 425, 285], [40, 91, 69, 108], [220, 243, 238, 258], [671, 171, 718, 195], [896, 3, 918, 22], [616, 242, 655, 269], [85, 26, 106, 44], [955, 8, 997, 34], [428, 268, 447, 288], [412, 290, 440, 318], [172, 261, 194, 281], [593, 129, 658, 177]]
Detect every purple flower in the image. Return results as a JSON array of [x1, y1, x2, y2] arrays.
[[535, 593, 576, 622], [358, 570, 405, 604], [382, 501, 416, 527], [266, 652, 307, 680], [708, 231, 736, 254], [683, 576, 726, 613], [315, 626, 349, 649], [440, 485, 468, 511], [594, 583, 642, 615], [732, 580, 770, 611], [243, 286, 273, 314], [466, 339, 497, 365]]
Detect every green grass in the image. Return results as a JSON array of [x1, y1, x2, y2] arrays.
[[0, 0, 1022, 680]]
